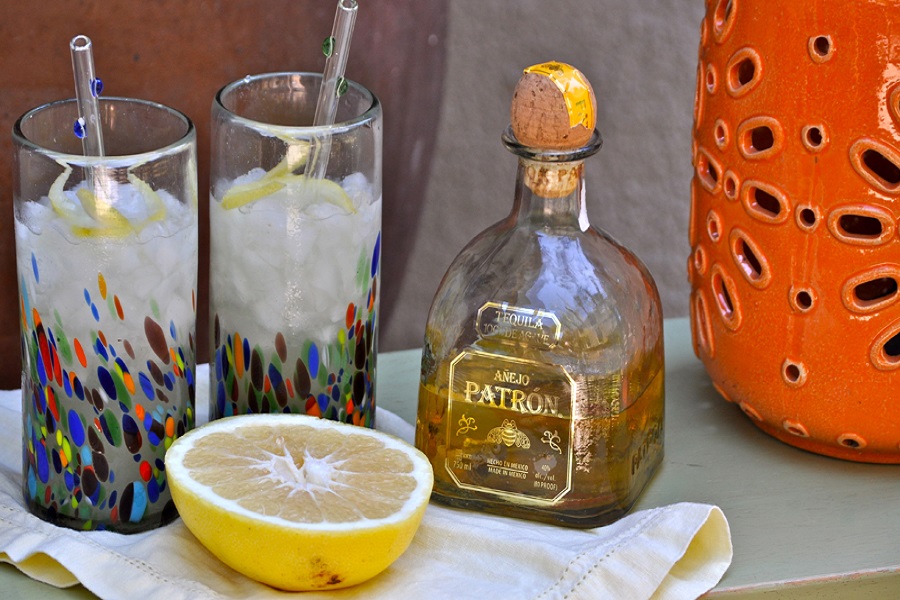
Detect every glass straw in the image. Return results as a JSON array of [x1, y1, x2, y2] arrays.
[[306, 0, 358, 180], [70, 35, 105, 157]]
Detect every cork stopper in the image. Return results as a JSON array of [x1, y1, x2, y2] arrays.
[[510, 61, 597, 150]]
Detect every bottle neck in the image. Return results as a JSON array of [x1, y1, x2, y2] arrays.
[[511, 158, 588, 229], [501, 125, 601, 231]]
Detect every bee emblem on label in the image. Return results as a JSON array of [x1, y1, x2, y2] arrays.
[[487, 419, 531, 448]]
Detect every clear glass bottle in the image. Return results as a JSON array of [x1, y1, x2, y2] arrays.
[[415, 111, 665, 528]]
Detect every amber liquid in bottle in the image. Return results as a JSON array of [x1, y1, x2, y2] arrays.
[[415, 128, 664, 528]]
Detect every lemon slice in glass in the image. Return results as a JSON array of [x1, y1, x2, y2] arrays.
[[47, 165, 167, 237], [75, 188, 132, 231], [221, 159, 355, 214], [165, 414, 433, 591], [48, 168, 129, 238]]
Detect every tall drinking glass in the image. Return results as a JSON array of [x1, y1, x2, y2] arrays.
[[13, 98, 198, 532], [210, 73, 382, 426]]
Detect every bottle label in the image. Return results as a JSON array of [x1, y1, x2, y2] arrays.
[[444, 348, 575, 504], [475, 302, 562, 349]]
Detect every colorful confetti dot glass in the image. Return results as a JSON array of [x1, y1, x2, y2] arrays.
[[13, 98, 198, 533], [210, 73, 381, 426]]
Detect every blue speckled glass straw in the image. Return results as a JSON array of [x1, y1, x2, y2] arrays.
[[69, 35, 105, 157]]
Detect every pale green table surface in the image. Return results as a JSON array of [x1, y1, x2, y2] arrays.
[[2, 318, 899, 599]]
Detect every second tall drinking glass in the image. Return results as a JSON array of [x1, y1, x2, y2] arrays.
[[209, 72, 382, 426]]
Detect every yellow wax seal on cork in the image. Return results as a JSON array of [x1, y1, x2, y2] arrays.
[[511, 61, 597, 149]]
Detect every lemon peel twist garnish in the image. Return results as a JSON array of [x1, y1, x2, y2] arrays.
[[48, 164, 126, 238], [73, 187, 132, 237], [48, 162, 169, 238], [220, 155, 356, 214]]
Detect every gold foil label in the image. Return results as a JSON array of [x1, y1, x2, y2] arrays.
[[523, 61, 593, 130], [444, 350, 575, 504], [476, 302, 562, 348]]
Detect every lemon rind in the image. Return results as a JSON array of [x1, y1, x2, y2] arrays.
[[47, 160, 172, 238]]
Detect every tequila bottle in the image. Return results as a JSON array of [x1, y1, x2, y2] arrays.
[[415, 62, 664, 528]]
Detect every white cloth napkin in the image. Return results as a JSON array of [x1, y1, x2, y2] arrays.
[[0, 365, 732, 599]]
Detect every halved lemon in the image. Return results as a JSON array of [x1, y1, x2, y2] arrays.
[[165, 414, 433, 591]]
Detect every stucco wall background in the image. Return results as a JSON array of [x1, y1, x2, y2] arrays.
[[382, 0, 706, 351]]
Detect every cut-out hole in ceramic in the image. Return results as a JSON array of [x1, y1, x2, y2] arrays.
[[726, 47, 761, 97], [715, 119, 729, 149], [713, 0, 736, 42], [783, 421, 809, 437], [797, 206, 818, 230], [808, 34, 834, 62], [711, 264, 742, 330], [724, 171, 739, 200], [838, 434, 866, 449], [850, 139, 900, 194], [870, 322, 900, 371], [737, 116, 783, 159], [692, 290, 715, 357], [790, 286, 815, 313], [742, 181, 789, 224], [696, 147, 722, 193], [707, 210, 722, 242], [802, 124, 827, 152], [729, 228, 771, 288], [827, 204, 895, 246], [782, 359, 807, 387]]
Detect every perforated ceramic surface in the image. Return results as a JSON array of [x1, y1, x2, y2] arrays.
[[689, 0, 900, 462]]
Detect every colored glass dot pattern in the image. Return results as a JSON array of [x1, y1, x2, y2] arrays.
[[211, 235, 380, 427], [19, 257, 195, 532]]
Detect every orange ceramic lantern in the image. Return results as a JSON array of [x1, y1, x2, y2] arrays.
[[689, 0, 900, 462]]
